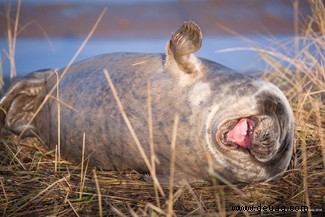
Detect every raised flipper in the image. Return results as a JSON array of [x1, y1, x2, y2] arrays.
[[166, 21, 203, 76], [0, 69, 57, 136]]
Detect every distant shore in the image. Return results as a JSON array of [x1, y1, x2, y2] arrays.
[[0, 0, 311, 39]]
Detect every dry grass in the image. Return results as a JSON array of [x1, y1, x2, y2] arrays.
[[0, 1, 324, 216]]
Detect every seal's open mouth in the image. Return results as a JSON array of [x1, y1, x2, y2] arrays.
[[219, 118, 256, 149], [226, 118, 256, 148]]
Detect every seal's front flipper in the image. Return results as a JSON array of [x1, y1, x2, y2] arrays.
[[166, 21, 203, 76], [171, 21, 202, 56], [0, 69, 57, 136], [144, 172, 206, 186]]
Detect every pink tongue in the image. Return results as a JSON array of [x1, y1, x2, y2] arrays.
[[227, 118, 255, 148]]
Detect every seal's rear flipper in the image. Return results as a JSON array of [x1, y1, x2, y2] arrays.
[[0, 69, 57, 136], [166, 21, 203, 76]]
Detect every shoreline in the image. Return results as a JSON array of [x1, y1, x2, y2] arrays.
[[0, 0, 311, 38]]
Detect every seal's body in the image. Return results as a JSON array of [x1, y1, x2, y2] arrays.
[[0, 22, 294, 184]]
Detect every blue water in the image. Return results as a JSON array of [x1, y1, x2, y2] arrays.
[[0, 34, 294, 78]]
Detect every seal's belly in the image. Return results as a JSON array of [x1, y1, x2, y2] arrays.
[[35, 53, 168, 171]]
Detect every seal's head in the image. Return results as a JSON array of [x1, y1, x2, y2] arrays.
[[206, 80, 294, 182], [166, 21, 294, 183]]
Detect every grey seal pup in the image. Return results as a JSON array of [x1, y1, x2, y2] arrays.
[[0, 22, 294, 184]]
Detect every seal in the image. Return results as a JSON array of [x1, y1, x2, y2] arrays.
[[0, 21, 294, 184]]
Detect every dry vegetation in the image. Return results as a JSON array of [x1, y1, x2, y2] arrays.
[[0, 0, 324, 216]]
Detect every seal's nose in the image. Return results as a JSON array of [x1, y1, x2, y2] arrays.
[[226, 118, 255, 148], [247, 116, 282, 162]]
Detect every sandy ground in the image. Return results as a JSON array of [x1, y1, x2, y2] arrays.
[[0, 0, 311, 38]]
